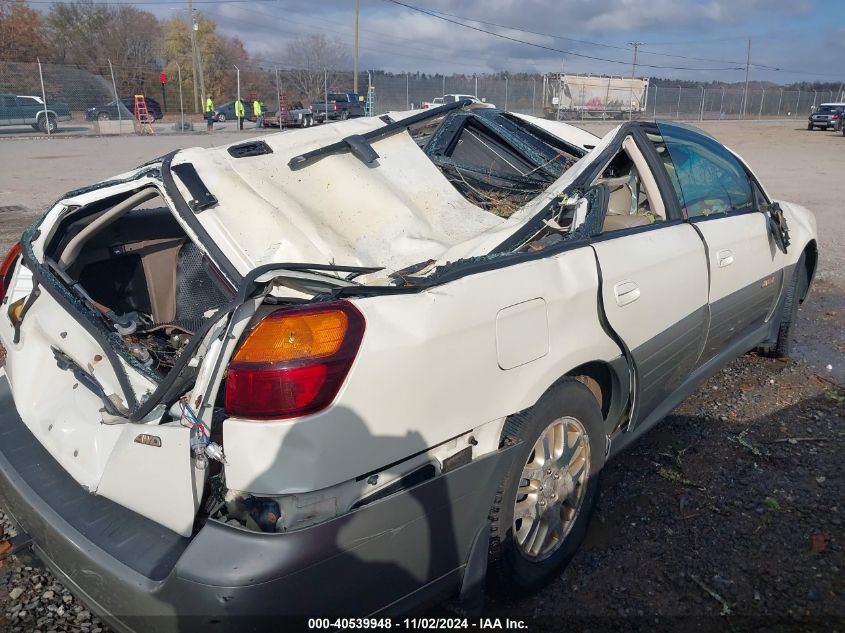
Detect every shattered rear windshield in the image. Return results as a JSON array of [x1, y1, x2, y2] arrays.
[[413, 109, 584, 218]]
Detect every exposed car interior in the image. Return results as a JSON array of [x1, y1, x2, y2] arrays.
[[593, 136, 666, 232], [411, 108, 586, 218], [44, 188, 230, 376]]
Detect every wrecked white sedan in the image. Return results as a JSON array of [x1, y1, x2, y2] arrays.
[[0, 101, 817, 628]]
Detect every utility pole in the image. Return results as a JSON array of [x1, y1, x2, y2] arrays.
[[741, 38, 751, 119], [188, 0, 199, 112], [627, 41, 642, 121], [627, 41, 641, 78], [194, 9, 206, 108], [353, 0, 360, 94]]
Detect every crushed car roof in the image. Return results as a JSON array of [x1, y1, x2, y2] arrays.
[[169, 109, 601, 275]]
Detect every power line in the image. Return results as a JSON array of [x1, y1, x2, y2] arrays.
[[381, 0, 744, 72], [209, 4, 499, 70], [382, 1, 844, 79]]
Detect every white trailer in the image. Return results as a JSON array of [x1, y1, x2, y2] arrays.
[[543, 74, 650, 120]]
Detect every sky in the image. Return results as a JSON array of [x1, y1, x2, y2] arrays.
[[78, 0, 845, 83]]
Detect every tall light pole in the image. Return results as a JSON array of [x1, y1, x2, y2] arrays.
[[627, 41, 642, 120], [741, 38, 751, 119], [353, 0, 360, 94], [234, 65, 240, 119]]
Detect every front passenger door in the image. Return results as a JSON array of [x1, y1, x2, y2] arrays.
[[651, 122, 782, 364], [590, 132, 710, 428]]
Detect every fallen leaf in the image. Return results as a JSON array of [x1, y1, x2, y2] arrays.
[[811, 534, 829, 552]]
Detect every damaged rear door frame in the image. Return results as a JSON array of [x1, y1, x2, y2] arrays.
[[21, 122, 640, 433]]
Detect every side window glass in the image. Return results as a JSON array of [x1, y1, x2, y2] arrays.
[[653, 123, 754, 218]]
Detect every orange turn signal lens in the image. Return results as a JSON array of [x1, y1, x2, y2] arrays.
[[232, 307, 350, 364], [225, 301, 365, 419]]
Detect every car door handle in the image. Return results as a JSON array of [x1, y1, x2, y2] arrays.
[[717, 250, 734, 267], [613, 281, 641, 306]]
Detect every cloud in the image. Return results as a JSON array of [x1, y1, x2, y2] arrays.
[[178, 0, 840, 83]]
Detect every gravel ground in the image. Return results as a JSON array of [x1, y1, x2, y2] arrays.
[[483, 336, 845, 632], [1, 120, 843, 632]]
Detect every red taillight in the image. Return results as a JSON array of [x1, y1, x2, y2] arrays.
[[334, 103, 340, 110], [0, 242, 21, 301], [224, 301, 365, 419]]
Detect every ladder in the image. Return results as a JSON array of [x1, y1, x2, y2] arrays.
[[279, 91, 290, 122], [133, 95, 155, 134], [365, 86, 376, 117]]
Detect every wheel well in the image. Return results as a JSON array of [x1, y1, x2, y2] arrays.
[[567, 361, 613, 418], [800, 240, 817, 303]]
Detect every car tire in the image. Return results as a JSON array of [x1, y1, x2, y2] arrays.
[[97, 112, 110, 121], [38, 114, 57, 133], [807, 123, 813, 130], [217, 113, 226, 123], [340, 110, 349, 121], [487, 378, 604, 596], [759, 252, 807, 359]]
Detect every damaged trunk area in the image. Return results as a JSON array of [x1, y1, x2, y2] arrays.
[[415, 109, 584, 218], [45, 187, 232, 379]]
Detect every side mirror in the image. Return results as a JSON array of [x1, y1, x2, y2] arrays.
[[764, 202, 790, 254]]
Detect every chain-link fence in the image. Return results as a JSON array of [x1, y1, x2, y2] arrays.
[[2, 59, 843, 137]]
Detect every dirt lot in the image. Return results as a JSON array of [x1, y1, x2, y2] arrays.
[[0, 120, 843, 632]]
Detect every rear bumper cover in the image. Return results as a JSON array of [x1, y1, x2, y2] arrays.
[[0, 375, 517, 632]]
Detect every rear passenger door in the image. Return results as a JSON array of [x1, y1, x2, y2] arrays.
[[651, 122, 782, 363]]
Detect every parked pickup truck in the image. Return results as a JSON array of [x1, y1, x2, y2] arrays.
[[0, 93, 72, 132], [0, 102, 818, 628], [312, 92, 365, 121]]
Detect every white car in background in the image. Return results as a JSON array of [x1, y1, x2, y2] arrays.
[[424, 93, 496, 108], [0, 100, 817, 629]]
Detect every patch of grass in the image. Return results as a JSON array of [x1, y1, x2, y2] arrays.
[[823, 388, 844, 404], [763, 496, 781, 511]]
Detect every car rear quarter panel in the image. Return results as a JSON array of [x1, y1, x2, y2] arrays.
[[222, 247, 623, 495]]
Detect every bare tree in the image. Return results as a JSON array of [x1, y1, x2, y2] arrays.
[[0, 0, 46, 62], [283, 34, 348, 101], [46, 0, 161, 93]]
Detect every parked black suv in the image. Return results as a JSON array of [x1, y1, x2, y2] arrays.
[[807, 104, 844, 130], [85, 96, 163, 121]]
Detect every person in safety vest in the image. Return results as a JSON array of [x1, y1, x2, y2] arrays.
[[205, 95, 214, 132], [253, 98, 263, 129], [234, 98, 245, 130]]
